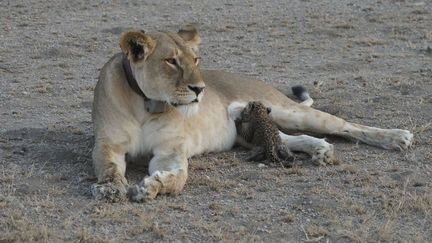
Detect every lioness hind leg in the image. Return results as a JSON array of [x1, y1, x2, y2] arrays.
[[128, 153, 188, 202], [270, 105, 413, 150], [279, 132, 336, 166], [91, 143, 128, 202]]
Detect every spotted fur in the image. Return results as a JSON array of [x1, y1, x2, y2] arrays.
[[236, 101, 293, 167]]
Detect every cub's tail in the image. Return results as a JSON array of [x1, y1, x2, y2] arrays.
[[291, 85, 313, 107]]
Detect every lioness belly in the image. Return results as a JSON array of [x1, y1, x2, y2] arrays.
[[185, 114, 237, 156], [127, 105, 236, 159]]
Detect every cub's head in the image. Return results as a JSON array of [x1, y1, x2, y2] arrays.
[[119, 25, 205, 116], [241, 101, 271, 122]]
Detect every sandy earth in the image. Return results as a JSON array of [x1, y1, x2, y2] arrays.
[[1, 0, 431, 242]]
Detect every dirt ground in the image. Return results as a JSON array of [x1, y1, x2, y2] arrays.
[[1, 0, 431, 242]]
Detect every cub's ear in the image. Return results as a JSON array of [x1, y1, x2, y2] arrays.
[[249, 102, 256, 110], [120, 31, 156, 62], [178, 24, 201, 52], [266, 107, 272, 114]]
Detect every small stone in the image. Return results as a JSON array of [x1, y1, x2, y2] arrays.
[[257, 163, 267, 168], [412, 181, 425, 187]]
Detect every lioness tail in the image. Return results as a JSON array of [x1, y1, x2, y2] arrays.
[[292, 85, 313, 107]]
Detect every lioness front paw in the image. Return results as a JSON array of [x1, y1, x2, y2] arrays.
[[128, 175, 162, 203], [91, 182, 127, 202], [380, 129, 413, 150], [127, 185, 155, 202], [311, 142, 337, 166]]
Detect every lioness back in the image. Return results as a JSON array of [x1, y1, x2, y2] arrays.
[[201, 70, 295, 107]]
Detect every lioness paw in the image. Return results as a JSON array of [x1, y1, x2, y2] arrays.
[[311, 142, 336, 166], [91, 182, 127, 202], [381, 129, 413, 150], [128, 184, 158, 202], [128, 185, 149, 202], [128, 174, 162, 202]]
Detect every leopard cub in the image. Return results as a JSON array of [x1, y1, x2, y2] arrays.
[[235, 101, 294, 167]]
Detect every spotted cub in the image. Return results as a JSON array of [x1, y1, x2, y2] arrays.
[[235, 101, 294, 167]]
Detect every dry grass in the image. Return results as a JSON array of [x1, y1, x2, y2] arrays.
[[76, 228, 115, 243], [381, 178, 432, 218], [281, 211, 295, 223], [336, 229, 367, 243], [352, 37, 386, 46], [302, 224, 328, 242], [33, 82, 53, 93], [126, 221, 167, 240], [378, 220, 394, 242], [288, 162, 304, 176], [1, 211, 51, 242], [1, 0, 431, 242], [338, 164, 358, 174], [188, 174, 237, 192], [333, 23, 355, 29]]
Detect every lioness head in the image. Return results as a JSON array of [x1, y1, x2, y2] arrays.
[[119, 25, 205, 116]]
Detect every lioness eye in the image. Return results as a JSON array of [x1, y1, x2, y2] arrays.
[[165, 58, 177, 65]]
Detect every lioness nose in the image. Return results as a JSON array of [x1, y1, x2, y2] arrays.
[[188, 85, 205, 96]]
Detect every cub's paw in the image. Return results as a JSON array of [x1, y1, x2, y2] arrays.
[[311, 142, 337, 166], [91, 182, 127, 202], [380, 129, 413, 150]]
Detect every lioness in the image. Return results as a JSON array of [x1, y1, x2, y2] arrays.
[[91, 25, 413, 202]]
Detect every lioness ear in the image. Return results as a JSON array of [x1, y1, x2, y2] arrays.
[[178, 24, 201, 52], [120, 31, 156, 62]]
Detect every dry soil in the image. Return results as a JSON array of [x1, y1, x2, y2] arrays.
[[0, 0, 431, 242]]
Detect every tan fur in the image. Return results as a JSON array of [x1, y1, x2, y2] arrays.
[[91, 25, 414, 202], [120, 31, 156, 61]]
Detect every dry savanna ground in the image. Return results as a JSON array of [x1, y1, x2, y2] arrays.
[[0, 0, 431, 242]]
